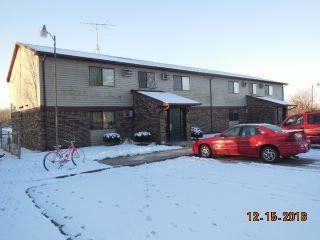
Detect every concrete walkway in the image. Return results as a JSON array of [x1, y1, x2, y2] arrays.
[[99, 148, 193, 167]]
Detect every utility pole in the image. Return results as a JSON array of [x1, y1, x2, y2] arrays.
[[81, 21, 115, 53]]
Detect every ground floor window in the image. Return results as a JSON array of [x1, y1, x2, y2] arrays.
[[90, 111, 115, 129], [229, 109, 239, 121]]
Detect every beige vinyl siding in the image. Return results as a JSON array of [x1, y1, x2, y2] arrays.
[[43, 56, 284, 107], [9, 47, 41, 110]]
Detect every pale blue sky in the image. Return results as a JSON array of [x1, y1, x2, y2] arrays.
[[1, 0, 320, 108]]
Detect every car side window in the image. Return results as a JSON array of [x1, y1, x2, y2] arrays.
[[296, 116, 304, 125], [283, 115, 303, 126], [240, 126, 259, 137], [222, 127, 241, 137], [307, 113, 320, 124]]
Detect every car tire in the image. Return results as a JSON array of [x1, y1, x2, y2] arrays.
[[260, 146, 279, 163], [199, 144, 212, 158]]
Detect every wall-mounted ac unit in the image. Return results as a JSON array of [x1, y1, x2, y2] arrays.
[[122, 69, 132, 77], [241, 81, 247, 87], [124, 110, 133, 118], [161, 73, 169, 80], [258, 83, 264, 89]]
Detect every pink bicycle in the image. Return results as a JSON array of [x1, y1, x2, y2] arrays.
[[43, 140, 85, 171]]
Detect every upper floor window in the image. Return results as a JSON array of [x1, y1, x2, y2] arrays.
[[173, 75, 190, 91], [266, 85, 273, 95], [138, 71, 156, 89], [250, 83, 257, 94], [228, 81, 239, 94], [89, 67, 115, 86], [90, 111, 115, 130]]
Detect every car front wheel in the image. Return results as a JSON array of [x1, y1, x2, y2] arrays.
[[260, 146, 279, 163], [199, 144, 212, 158]]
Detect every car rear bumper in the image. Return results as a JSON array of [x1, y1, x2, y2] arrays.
[[280, 140, 310, 157]]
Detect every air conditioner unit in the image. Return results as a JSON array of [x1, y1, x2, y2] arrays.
[[124, 110, 133, 118], [241, 81, 247, 87], [122, 69, 132, 77], [258, 83, 264, 89], [161, 73, 169, 80]]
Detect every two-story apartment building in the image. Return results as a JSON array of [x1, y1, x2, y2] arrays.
[[7, 43, 292, 150]]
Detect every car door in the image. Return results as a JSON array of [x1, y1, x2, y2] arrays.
[[238, 126, 262, 157], [305, 112, 320, 141], [216, 126, 241, 155]]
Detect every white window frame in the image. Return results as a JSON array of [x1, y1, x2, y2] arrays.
[[252, 83, 257, 94], [102, 68, 115, 87], [228, 81, 239, 94], [182, 76, 190, 90], [267, 85, 273, 96], [234, 82, 239, 93]]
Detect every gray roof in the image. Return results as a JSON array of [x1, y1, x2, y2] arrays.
[[254, 96, 295, 106], [17, 42, 286, 84], [137, 91, 200, 105]]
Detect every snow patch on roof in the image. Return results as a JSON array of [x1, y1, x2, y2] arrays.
[[256, 96, 294, 106], [20, 43, 284, 83], [138, 91, 200, 105]]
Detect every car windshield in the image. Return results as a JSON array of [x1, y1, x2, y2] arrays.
[[263, 124, 284, 133]]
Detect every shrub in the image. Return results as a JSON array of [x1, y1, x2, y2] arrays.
[[134, 131, 152, 142], [103, 132, 121, 145], [191, 127, 203, 139]]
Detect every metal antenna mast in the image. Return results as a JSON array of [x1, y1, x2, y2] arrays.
[[81, 21, 115, 53]]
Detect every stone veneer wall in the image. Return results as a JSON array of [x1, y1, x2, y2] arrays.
[[11, 109, 46, 150], [44, 109, 91, 149], [12, 108, 134, 151], [246, 96, 279, 124], [132, 92, 167, 143], [187, 106, 247, 134]]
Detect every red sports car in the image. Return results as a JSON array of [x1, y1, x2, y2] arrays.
[[193, 124, 310, 163]]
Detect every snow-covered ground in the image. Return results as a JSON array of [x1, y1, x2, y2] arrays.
[[25, 150, 320, 240], [0, 142, 180, 240]]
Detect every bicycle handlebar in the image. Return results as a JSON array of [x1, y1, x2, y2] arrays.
[[63, 139, 75, 144]]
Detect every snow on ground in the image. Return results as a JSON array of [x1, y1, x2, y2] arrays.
[[298, 148, 320, 161], [0, 142, 180, 240], [0, 142, 180, 182], [28, 152, 320, 240]]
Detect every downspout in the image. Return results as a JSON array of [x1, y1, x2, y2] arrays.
[[41, 55, 48, 149], [209, 78, 213, 133]]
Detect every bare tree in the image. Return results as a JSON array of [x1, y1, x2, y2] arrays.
[[289, 89, 319, 115], [0, 108, 10, 123]]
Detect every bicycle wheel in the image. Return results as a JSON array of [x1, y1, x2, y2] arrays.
[[43, 151, 63, 171], [71, 148, 85, 165]]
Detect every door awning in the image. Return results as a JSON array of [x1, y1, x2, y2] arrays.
[[137, 91, 201, 106], [252, 96, 296, 106]]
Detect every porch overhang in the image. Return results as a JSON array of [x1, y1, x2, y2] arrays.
[[136, 90, 201, 106], [249, 96, 296, 108]]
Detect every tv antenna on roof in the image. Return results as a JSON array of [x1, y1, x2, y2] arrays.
[[81, 21, 115, 53]]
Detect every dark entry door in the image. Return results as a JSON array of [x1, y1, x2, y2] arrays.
[[169, 108, 185, 141]]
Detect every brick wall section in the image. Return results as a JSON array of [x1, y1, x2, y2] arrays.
[[116, 110, 134, 139], [44, 110, 91, 149], [11, 109, 46, 150], [132, 91, 166, 143], [187, 107, 247, 134], [12, 108, 134, 151], [246, 96, 278, 124]]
